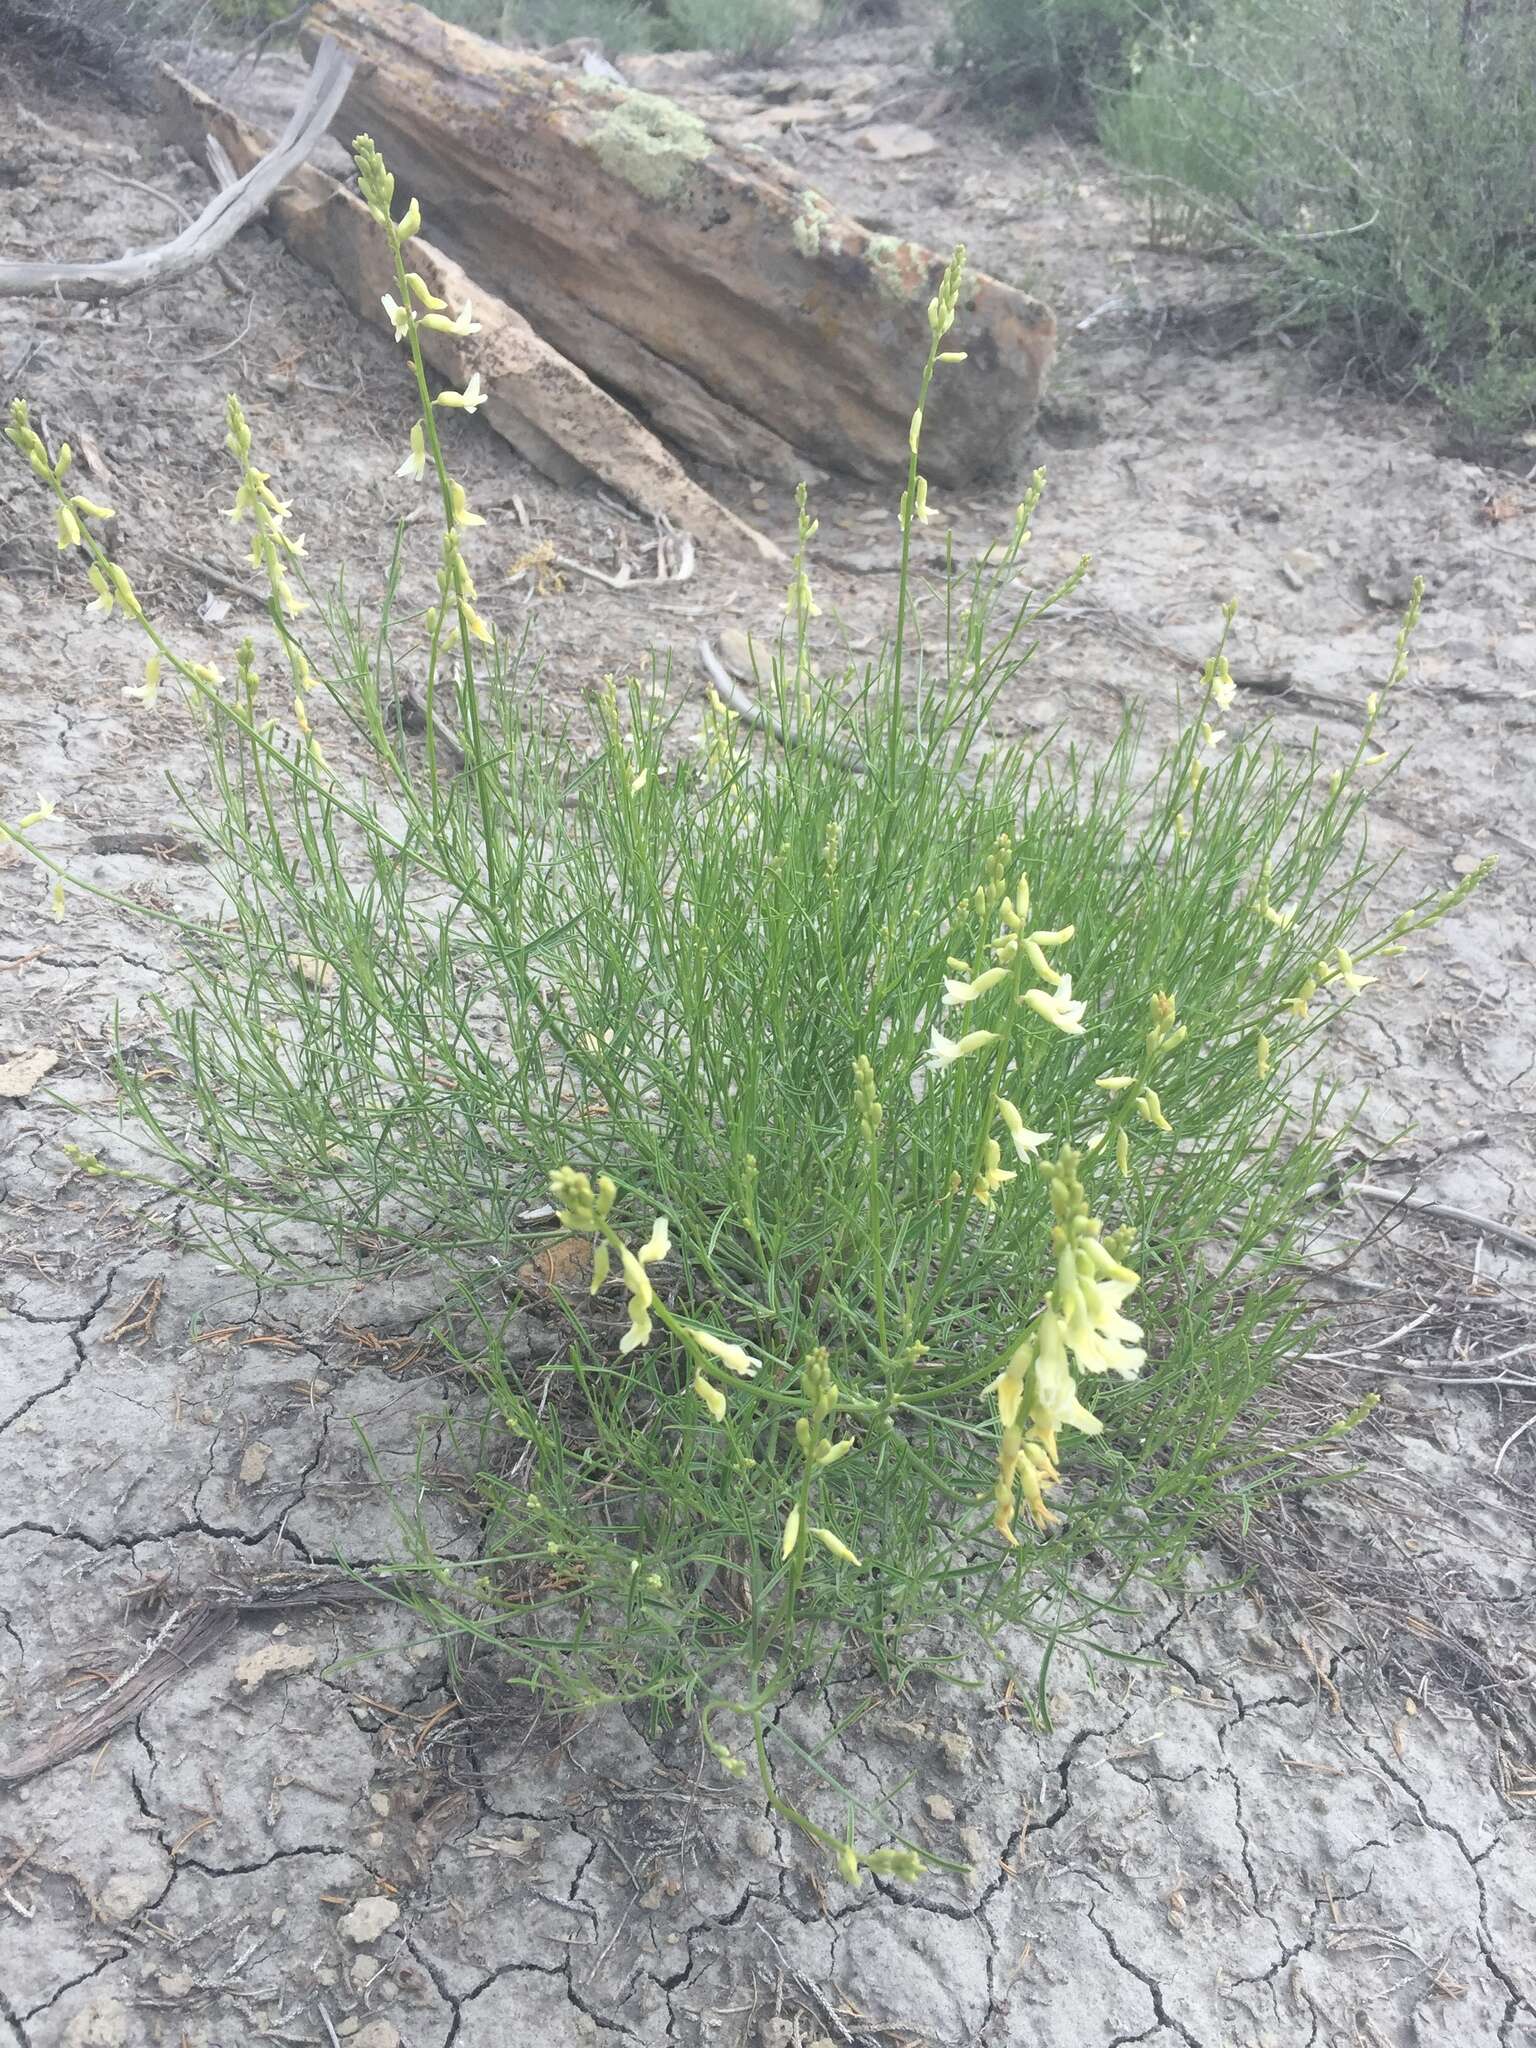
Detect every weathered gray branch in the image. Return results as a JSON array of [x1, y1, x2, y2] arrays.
[[0, 35, 355, 301]]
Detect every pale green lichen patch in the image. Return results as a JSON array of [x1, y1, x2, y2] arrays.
[[584, 89, 712, 202], [792, 189, 831, 260], [865, 234, 925, 302]]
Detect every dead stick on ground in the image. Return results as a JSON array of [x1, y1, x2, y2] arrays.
[[698, 638, 864, 773], [0, 37, 354, 302], [1352, 1180, 1536, 1259], [0, 1570, 390, 1788]]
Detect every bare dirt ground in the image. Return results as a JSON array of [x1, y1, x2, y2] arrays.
[[2, 13, 1534, 2048]]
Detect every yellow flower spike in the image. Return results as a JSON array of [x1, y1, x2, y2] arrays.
[[1256, 1032, 1272, 1080], [781, 1504, 801, 1559], [995, 1096, 1050, 1160], [694, 1373, 727, 1424], [811, 1526, 862, 1568], [1135, 1088, 1173, 1134], [1021, 977, 1087, 1035], [395, 423, 427, 481], [550, 1166, 599, 1231], [686, 1326, 762, 1379], [17, 796, 55, 829], [926, 1025, 1000, 1070], [943, 965, 1009, 1006], [970, 1136, 1016, 1206]]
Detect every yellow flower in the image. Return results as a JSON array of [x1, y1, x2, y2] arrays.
[[1115, 1127, 1130, 1177], [55, 503, 81, 550], [926, 1025, 1000, 1069], [446, 480, 485, 530], [1334, 947, 1376, 995], [1094, 1074, 1136, 1092], [1256, 1031, 1272, 1079], [1211, 670, 1236, 714], [637, 1216, 670, 1267], [1021, 976, 1086, 1035], [70, 495, 114, 522], [1134, 1087, 1172, 1133], [1028, 1306, 1104, 1447], [694, 1372, 727, 1424], [943, 966, 1009, 1006], [17, 796, 55, 829], [971, 1136, 1015, 1206], [435, 372, 487, 413], [781, 1504, 801, 1559], [617, 1243, 654, 1354], [995, 1095, 1050, 1159], [123, 653, 161, 708], [421, 300, 483, 337], [685, 1325, 762, 1379], [811, 1526, 862, 1567], [380, 292, 411, 341], [812, 1437, 854, 1467], [395, 423, 427, 481], [1200, 720, 1224, 752], [50, 879, 66, 922]]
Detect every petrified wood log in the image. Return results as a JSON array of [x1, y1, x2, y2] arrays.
[[304, 0, 1056, 486], [156, 65, 779, 556]]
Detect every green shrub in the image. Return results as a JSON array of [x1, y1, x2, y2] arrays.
[[3, 144, 1484, 1878], [938, 0, 1175, 121], [1098, 0, 1536, 435], [665, 0, 803, 58]]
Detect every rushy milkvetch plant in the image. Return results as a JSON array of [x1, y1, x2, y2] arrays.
[[4, 138, 1488, 1880]]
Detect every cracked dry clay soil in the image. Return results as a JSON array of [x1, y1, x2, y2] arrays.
[[3, 18, 1536, 2048]]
